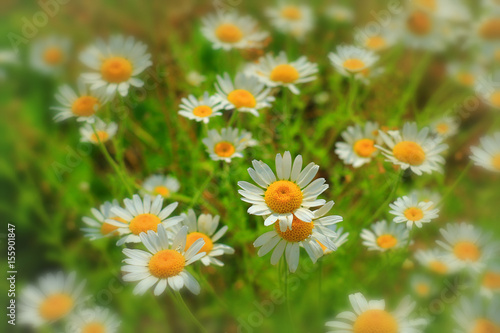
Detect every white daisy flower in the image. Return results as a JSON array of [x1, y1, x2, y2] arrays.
[[18, 272, 87, 327], [319, 225, 349, 255], [185, 70, 206, 87], [254, 201, 343, 272], [361, 220, 410, 252], [430, 116, 459, 138], [447, 62, 484, 88], [247, 51, 318, 94], [410, 274, 435, 299], [325, 5, 354, 23], [399, 9, 447, 51], [354, 29, 397, 52], [376, 122, 448, 175], [30, 36, 70, 74], [202, 127, 247, 163], [121, 226, 205, 295], [142, 174, 180, 198], [215, 72, 274, 116], [106, 194, 183, 245], [81, 200, 127, 240], [480, 265, 500, 299], [408, 189, 441, 209], [389, 194, 440, 229], [79, 35, 152, 97], [79, 118, 118, 144], [414, 248, 459, 275], [201, 11, 269, 50], [470, 132, 500, 172], [325, 292, 427, 333], [266, 4, 314, 40], [453, 296, 500, 333], [328, 45, 379, 76], [66, 307, 121, 333], [475, 76, 500, 110], [178, 92, 223, 123], [238, 151, 328, 231], [335, 121, 381, 168], [238, 129, 258, 148]]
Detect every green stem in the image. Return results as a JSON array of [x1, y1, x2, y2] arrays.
[[189, 171, 215, 209], [366, 169, 404, 226], [227, 110, 239, 128], [174, 291, 208, 333], [439, 161, 472, 207]]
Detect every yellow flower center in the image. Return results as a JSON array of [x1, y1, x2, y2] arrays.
[[493, 154, 500, 170], [429, 260, 448, 274], [489, 91, 500, 108], [353, 309, 398, 333], [43, 47, 63, 65], [215, 23, 243, 43], [227, 89, 257, 108], [453, 241, 481, 262], [100, 216, 127, 236], [214, 141, 236, 158], [154, 185, 170, 197], [270, 64, 300, 83], [392, 141, 426, 165], [129, 213, 162, 235], [90, 131, 110, 144], [192, 105, 213, 117], [148, 249, 185, 278], [415, 0, 436, 12], [343, 58, 366, 71], [100, 57, 133, 83], [404, 207, 424, 221], [483, 271, 500, 290], [264, 180, 303, 214], [274, 216, 313, 242], [353, 138, 377, 158], [456, 72, 475, 87], [436, 123, 449, 134], [39, 293, 74, 321], [82, 322, 106, 333], [71, 96, 100, 117], [185, 232, 213, 254], [365, 36, 387, 50], [376, 234, 398, 249], [415, 283, 430, 296], [407, 11, 432, 35], [479, 18, 500, 40], [281, 6, 302, 20], [472, 319, 500, 333]]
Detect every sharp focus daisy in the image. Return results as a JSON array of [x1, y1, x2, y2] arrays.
[[253, 201, 343, 272], [325, 292, 427, 333], [389, 194, 440, 229], [376, 122, 448, 175], [106, 194, 183, 245], [238, 151, 328, 231], [79, 35, 152, 97], [430, 116, 459, 138], [67, 307, 121, 333], [215, 72, 274, 116], [79, 118, 118, 144], [266, 4, 314, 40], [202, 127, 247, 163], [360, 220, 410, 252], [178, 92, 223, 123], [414, 248, 459, 275], [453, 296, 500, 333], [470, 132, 500, 173], [328, 45, 379, 76], [142, 174, 180, 198], [30, 36, 70, 74], [121, 226, 205, 295], [335, 121, 381, 168], [81, 200, 128, 240]]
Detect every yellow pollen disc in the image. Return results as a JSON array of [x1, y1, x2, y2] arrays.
[[193, 105, 213, 117], [343, 58, 366, 71], [353, 138, 377, 158], [82, 322, 106, 333], [456, 72, 475, 87], [100, 216, 127, 236], [185, 232, 213, 254], [154, 185, 170, 197], [416, 283, 430, 296], [43, 47, 63, 65], [129, 213, 162, 235], [353, 309, 398, 333], [376, 234, 398, 249], [436, 123, 449, 134], [100, 57, 133, 83], [366, 36, 386, 50], [39, 293, 74, 321], [483, 271, 500, 289], [479, 18, 500, 40], [404, 207, 424, 222], [489, 91, 500, 108], [429, 260, 448, 274], [90, 131, 110, 143], [148, 249, 185, 278], [392, 141, 426, 166], [71, 96, 100, 117], [415, 0, 436, 11], [227, 89, 257, 108], [274, 216, 313, 242], [492, 154, 500, 170], [215, 23, 243, 43], [281, 6, 302, 20], [214, 141, 236, 157], [453, 241, 481, 262], [472, 319, 500, 333], [407, 11, 432, 35], [264, 180, 303, 214], [270, 64, 300, 83]]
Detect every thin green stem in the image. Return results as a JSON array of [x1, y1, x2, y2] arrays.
[[365, 170, 404, 226], [174, 291, 208, 333], [439, 161, 472, 207], [189, 171, 214, 209]]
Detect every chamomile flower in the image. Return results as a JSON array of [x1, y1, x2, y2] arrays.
[[319, 225, 350, 255], [325, 292, 427, 333], [376, 122, 448, 175], [106, 194, 183, 245], [202, 127, 247, 163], [399, 9, 446, 51], [335, 121, 381, 168], [326, 5, 354, 23], [328, 45, 379, 76], [201, 11, 269, 50], [142, 174, 180, 198], [430, 116, 459, 138], [447, 62, 483, 88], [19, 272, 87, 327], [30, 36, 70, 74], [453, 296, 500, 333], [389, 194, 440, 229], [248, 51, 318, 94], [185, 70, 206, 87], [410, 274, 434, 299], [266, 4, 314, 40], [360, 220, 410, 252], [66, 307, 121, 333], [253, 201, 343, 272], [79, 35, 152, 97], [480, 266, 500, 298], [121, 226, 204, 295], [215, 72, 274, 116], [178, 92, 223, 123], [81, 200, 127, 240], [470, 132, 500, 172], [409, 189, 441, 208], [354, 29, 397, 52], [79, 118, 118, 144], [414, 248, 459, 275], [475, 76, 500, 110], [238, 151, 328, 231], [238, 129, 258, 148]]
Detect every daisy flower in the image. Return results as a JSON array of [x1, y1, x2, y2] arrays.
[[201, 11, 269, 50], [79, 35, 152, 97], [480, 266, 500, 298], [328, 45, 379, 76], [253, 201, 343, 272], [414, 248, 459, 275], [142, 174, 180, 198], [376, 122, 448, 175], [30, 35, 70, 74], [470, 132, 500, 172], [326, 5, 354, 23], [335, 121, 381, 168], [475, 77, 500, 110], [354, 29, 397, 52], [319, 225, 349, 255], [325, 292, 427, 333], [453, 296, 500, 333], [121, 226, 205, 295], [79, 118, 118, 144], [430, 116, 459, 138], [66, 307, 120, 333], [238, 151, 328, 231], [202, 127, 248, 163], [408, 189, 441, 209], [248, 51, 318, 94], [360, 220, 410, 252], [447, 62, 484, 88], [215, 72, 274, 116], [178, 92, 223, 123], [389, 194, 440, 229], [410, 274, 434, 299], [185, 70, 206, 87], [238, 129, 258, 148], [266, 4, 314, 40], [106, 194, 183, 245], [81, 200, 127, 240], [399, 9, 447, 51], [19, 272, 86, 327]]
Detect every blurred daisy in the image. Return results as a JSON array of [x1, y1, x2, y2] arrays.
[[430, 116, 459, 138], [142, 174, 180, 198], [475, 77, 500, 110], [360, 220, 409, 252], [107, 194, 183, 245], [409, 189, 441, 208], [354, 29, 397, 52], [329, 45, 379, 76], [400, 9, 446, 51], [185, 70, 206, 87], [414, 248, 459, 275], [238, 129, 258, 148], [80, 35, 152, 97], [201, 11, 268, 50], [335, 121, 381, 168], [389, 194, 439, 229], [447, 63, 483, 88], [202, 127, 247, 163], [254, 201, 342, 272], [81, 200, 127, 240], [122, 226, 204, 295], [319, 225, 349, 255], [79, 118, 118, 144], [178, 92, 223, 123], [266, 4, 313, 40], [325, 292, 427, 333], [0, 49, 19, 80], [215, 72, 274, 116], [67, 307, 120, 333], [238, 151, 328, 231], [30, 36, 70, 74], [376, 122, 448, 175], [410, 274, 434, 299], [19, 272, 86, 327], [355, 66, 385, 85], [481, 267, 500, 298], [326, 5, 354, 23], [453, 296, 500, 333], [470, 132, 500, 172]]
